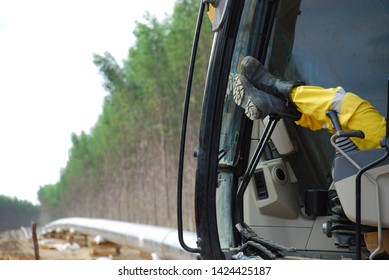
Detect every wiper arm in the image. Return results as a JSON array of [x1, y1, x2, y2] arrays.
[[218, 149, 228, 161], [235, 115, 280, 225]]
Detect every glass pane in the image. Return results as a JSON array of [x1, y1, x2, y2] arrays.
[[217, 0, 264, 248], [216, 172, 234, 248], [218, 0, 264, 166]]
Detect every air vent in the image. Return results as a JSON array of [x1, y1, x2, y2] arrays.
[[253, 170, 268, 200]]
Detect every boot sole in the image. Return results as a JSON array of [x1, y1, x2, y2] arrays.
[[245, 100, 259, 120], [233, 74, 260, 120], [233, 74, 245, 106]]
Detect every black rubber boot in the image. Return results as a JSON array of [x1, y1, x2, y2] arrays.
[[233, 74, 301, 121], [240, 56, 303, 101]]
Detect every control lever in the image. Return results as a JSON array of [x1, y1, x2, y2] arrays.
[[326, 110, 365, 139]]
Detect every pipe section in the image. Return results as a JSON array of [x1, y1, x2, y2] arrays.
[[44, 217, 197, 260]]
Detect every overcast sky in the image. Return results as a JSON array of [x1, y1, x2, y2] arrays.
[[0, 0, 177, 204]]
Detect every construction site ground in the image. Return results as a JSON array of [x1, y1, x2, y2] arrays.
[[0, 229, 147, 260]]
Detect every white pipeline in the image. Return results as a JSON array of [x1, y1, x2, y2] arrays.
[[44, 217, 197, 260]]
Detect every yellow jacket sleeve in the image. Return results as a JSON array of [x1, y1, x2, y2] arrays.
[[290, 86, 386, 150]]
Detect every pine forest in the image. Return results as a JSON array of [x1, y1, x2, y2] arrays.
[[37, 0, 214, 231]]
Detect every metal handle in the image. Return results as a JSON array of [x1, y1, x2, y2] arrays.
[[177, 1, 206, 254], [326, 110, 365, 139]]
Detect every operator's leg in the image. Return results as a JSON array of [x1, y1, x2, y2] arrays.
[[239, 56, 386, 150]]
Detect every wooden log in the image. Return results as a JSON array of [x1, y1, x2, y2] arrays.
[[31, 221, 40, 260]]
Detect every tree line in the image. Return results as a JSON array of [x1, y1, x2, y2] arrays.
[[0, 195, 39, 231], [38, 0, 213, 231]]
